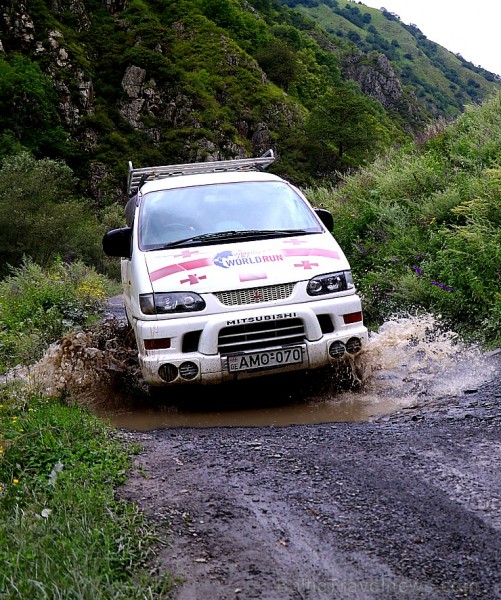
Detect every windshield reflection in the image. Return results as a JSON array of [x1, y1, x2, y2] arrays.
[[139, 181, 321, 250]]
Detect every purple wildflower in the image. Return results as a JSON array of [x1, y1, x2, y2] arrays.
[[430, 281, 453, 292]]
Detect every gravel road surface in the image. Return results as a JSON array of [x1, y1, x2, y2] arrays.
[[119, 362, 501, 600]]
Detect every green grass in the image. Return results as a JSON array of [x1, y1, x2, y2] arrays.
[[0, 257, 173, 597], [0, 383, 172, 599]]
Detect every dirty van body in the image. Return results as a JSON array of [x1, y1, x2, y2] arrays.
[[103, 151, 368, 388]]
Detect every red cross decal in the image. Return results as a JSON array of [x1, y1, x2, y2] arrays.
[[295, 260, 318, 270], [175, 249, 200, 259], [181, 274, 207, 285]]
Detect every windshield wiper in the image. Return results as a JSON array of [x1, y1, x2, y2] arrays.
[[261, 229, 314, 236], [147, 229, 316, 250]]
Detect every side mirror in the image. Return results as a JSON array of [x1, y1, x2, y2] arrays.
[[102, 227, 132, 258], [315, 208, 334, 232]]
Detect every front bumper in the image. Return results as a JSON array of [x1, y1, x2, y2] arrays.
[[133, 295, 368, 386]]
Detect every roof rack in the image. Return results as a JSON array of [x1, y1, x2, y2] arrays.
[[127, 149, 275, 196]]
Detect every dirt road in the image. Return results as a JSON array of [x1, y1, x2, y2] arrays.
[[119, 362, 501, 600]]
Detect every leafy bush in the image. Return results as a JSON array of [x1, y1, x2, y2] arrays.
[[0, 258, 113, 372], [421, 182, 501, 341], [0, 152, 105, 277]]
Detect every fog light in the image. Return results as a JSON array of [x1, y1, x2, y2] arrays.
[[329, 341, 346, 358], [179, 361, 199, 380], [346, 337, 362, 354], [158, 363, 178, 382]]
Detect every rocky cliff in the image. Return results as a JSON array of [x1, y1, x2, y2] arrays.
[[0, 0, 498, 196]]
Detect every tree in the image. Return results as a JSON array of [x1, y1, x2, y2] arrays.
[[306, 85, 393, 167], [255, 41, 299, 91], [200, 0, 239, 29], [0, 54, 69, 159], [0, 153, 103, 276]]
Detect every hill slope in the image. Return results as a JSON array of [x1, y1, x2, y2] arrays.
[[288, 0, 498, 117], [0, 0, 499, 196]]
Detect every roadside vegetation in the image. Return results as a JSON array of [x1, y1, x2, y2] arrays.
[[0, 92, 499, 596], [0, 257, 115, 373], [0, 260, 171, 597], [307, 92, 501, 348], [0, 387, 172, 597]]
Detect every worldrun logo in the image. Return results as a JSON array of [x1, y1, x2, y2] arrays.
[[213, 250, 284, 269]]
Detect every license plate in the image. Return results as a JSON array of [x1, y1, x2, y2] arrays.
[[227, 346, 305, 373]]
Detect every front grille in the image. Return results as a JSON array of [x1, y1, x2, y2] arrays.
[[218, 318, 305, 354], [214, 282, 295, 306]]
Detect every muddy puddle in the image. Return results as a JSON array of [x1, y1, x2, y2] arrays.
[[8, 314, 497, 430], [94, 389, 416, 429]]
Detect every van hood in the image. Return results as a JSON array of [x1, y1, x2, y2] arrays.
[[145, 234, 351, 292]]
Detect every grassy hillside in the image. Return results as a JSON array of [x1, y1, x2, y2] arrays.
[[307, 91, 501, 346], [0, 0, 499, 197], [289, 0, 499, 117]]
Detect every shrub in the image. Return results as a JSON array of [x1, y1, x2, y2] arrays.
[[0, 152, 105, 277], [0, 258, 112, 372]]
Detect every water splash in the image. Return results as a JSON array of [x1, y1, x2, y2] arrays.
[[359, 314, 495, 398], [2, 319, 143, 402], [3, 313, 497, 428]]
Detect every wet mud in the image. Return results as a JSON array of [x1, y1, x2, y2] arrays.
[[119, 370, 501, 600]]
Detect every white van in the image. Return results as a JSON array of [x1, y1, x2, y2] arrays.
[[103, 151, 368, 388]]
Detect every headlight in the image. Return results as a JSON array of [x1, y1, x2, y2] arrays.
[[307, 271, 354, 296], [140, 292, 206, 314]]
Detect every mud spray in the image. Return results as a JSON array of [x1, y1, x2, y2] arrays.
[[5, 314, 498, 429]]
